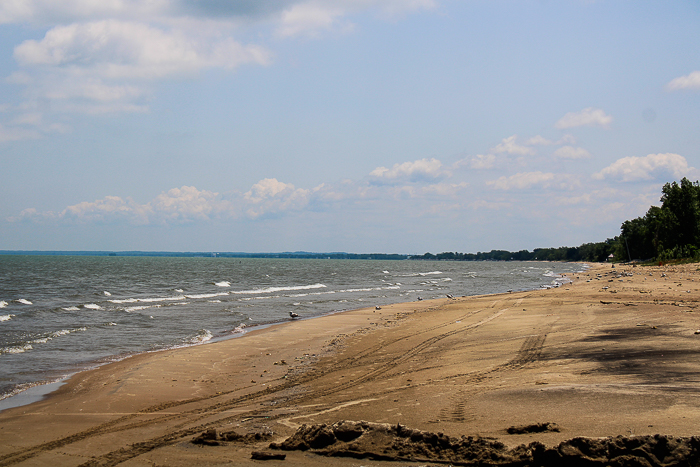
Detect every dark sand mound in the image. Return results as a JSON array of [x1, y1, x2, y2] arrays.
[[269, 420, 700, 466], [191, 428, 272, 447]]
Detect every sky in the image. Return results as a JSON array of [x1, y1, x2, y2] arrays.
[[0, 0, 699, 254]]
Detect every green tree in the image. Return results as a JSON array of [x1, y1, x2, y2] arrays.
[[659, 178, 700, 249]]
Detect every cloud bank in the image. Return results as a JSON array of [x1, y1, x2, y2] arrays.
[[0, 0, 435, 135]]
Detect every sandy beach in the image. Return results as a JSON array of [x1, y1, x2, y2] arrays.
[[2, 262, 700, 466]]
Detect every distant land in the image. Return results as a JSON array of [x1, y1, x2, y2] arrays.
[[0, 248, 609, 261], [0, 251, 410, 260]]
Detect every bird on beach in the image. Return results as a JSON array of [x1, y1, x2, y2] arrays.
[[289, 311, 299, 319], [446, 294, 454, 299], [375, 306, 381, 310]]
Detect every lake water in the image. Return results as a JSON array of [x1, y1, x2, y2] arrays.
[[0, 255, 585, 405]]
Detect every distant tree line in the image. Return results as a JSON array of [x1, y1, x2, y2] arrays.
[[412, 178, 700, 263], [410, 240, 617, 263]]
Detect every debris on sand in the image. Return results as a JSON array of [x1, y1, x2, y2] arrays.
[[506, 422, 560, 435], [251, 451, 286, 460], [269, 420, 700, 466]]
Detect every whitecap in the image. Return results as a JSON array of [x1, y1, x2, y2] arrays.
[[174, 289, 184, 293], [0, 301, 7, 308], [208, 299, 222, 303], [103, 291, 111, 296], [0, 314, 13, 322], [189, 329, 213, 344], [383, 270, 390, 274], [110, 295, 186, 304], [62, 306, 80, 311], [1, 343, 33, 354], [230, 283, 326, 295], [399, 271, 443, 277], [125, 304, 161, 312], [83, 304, 102, 310], [16, 299, 32, 305], [185, 292, 229, 299], [215, 281, 231, 287]]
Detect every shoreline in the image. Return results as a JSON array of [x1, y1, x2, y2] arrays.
[[0, 264, 582, 413], [6, 262, 699, 465]]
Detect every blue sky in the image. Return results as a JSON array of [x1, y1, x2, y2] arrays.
[[1, 0, 699, 254]]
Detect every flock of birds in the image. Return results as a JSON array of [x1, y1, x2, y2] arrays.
[[288, 294, 455, 319]]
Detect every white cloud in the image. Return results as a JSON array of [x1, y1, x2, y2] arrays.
[[553, 146, 591, 159], [555, 107, 612, 129], [593, 153, 695, 182], [276, 0, 436, 37], [61, 195, 152, 224], [244, 178, 311, 218], [7, 19, 271, 117], [10, 186, 234, 225], [491, 135, 535, 156], [487, 171, 556, 190], [452, 154, 495, 170], [150, 186, 231, 222], [393, 181, 468, 198], [277, 3, 347, 37], [370, 157, 448, 182], [666, 71, 700, 91], [468, 154, 496, 169], [524, 135, 554, 146], [0, 0, 435, 130], [14, 20, 270, 78], [525, 134, 577, 146]]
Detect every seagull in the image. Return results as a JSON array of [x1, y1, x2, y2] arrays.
[[289, 311, 299, 319], [375, 306, 382, 310], [446, 294, 454, 299], [417, 296, 423, 301]]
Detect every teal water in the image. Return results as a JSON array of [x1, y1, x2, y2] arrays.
[[0, 255, 585, 403]]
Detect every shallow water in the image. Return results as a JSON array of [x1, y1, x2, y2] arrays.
[[0, 255, 585, 402]]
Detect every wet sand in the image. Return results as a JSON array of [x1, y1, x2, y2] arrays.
[[2, 263, 700, 466]]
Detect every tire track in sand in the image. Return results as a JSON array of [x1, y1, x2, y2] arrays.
[[0, 302, 520, 466]]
